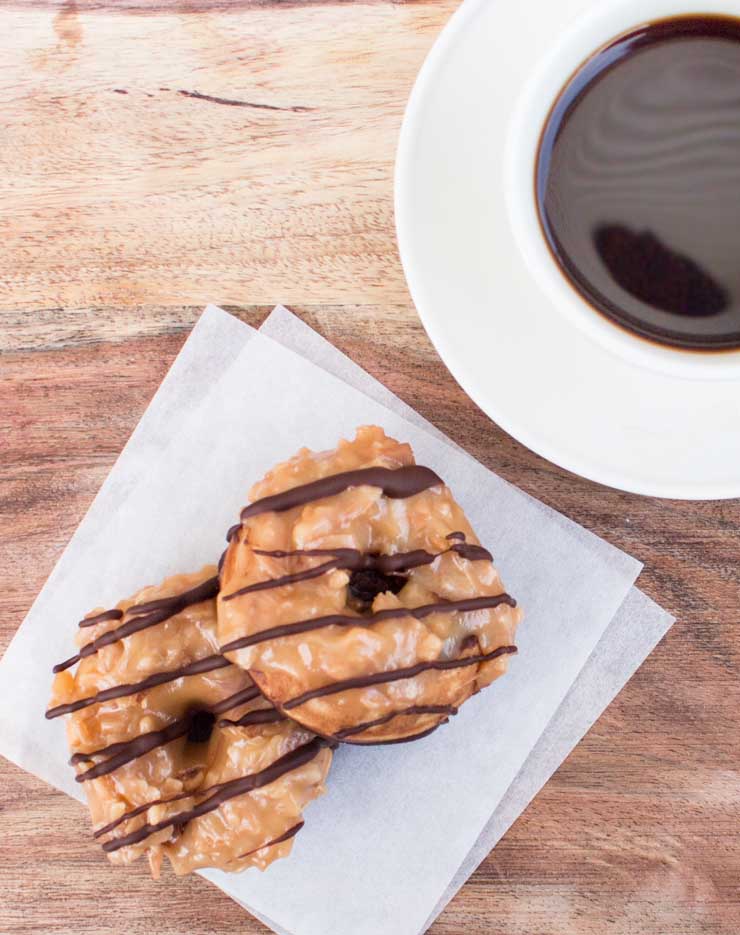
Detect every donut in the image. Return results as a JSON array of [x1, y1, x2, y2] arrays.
[[47, 567, 333, 876], [217, 426, 523, 745]]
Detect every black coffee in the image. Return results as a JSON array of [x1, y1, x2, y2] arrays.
[[537, 15, 740, 351]]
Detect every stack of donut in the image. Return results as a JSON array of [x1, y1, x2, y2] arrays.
[[48, 426, 522, 876]]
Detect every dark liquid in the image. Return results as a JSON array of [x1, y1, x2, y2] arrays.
[[537, 15, 740, 351]]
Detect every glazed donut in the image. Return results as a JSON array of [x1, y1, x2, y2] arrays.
[[47, 567, 332, 876], [218, 426, 523, 745]]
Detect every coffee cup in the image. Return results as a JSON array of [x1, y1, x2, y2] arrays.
[[505, 0, 740, 381]]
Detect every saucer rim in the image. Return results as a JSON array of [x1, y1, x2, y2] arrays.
[[395, 0, 740, 501]]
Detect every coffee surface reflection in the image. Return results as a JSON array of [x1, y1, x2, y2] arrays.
[[537, 15, 740, 351]]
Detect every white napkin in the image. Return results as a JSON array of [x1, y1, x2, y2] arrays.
[[0, 306, 673, 935], [258, 307, 675, 932]]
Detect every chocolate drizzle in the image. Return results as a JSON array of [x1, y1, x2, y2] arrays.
[[240, 465, 443, 521], [217, 534, 516, 728], [221, 542, 493, 603], [78, 608, 123, 629], [335, 704, 458, 739], [283, 645, 517, 710], [46, 654, 236, 720], [74, 717, 194, 782], [93, 790, 193, 840], [449, 542, 494, 562], [221, 556, 348, 601], [68, 685, 263, 781], [220, 594, 515, 654], [102, 737, 328, 853], [209, 685, 262, 715], [343, 722, 445, 746], [53, 576, 220, 674], [218, 708, 286, 729], [235, 821, 304, 859]]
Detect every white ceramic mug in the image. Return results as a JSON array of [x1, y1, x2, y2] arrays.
[[505, 0, 740, 381]]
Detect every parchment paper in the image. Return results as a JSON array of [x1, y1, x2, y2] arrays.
[[0, 306, 672, 935], [257, 307, 675, 933]]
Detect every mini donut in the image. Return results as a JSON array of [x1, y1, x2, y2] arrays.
[[218, 426, 523, 745], [47, 567, 332, 877]]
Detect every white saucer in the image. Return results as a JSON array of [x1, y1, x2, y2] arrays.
[[395, 0, 740, 500]]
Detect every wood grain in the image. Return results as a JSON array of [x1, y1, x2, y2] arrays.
[[1, 2, 739, 935], [0, 0, 454, 310]]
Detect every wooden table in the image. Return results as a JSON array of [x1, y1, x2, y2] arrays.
[[1, 2, 738, 933]]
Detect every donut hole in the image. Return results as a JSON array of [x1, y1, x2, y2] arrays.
[[186, 709, 216, 744], [348, 568, 407, 613]]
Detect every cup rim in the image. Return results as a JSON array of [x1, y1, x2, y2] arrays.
[[395, 0, 740, 498], [504, 0, 740, 382]]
